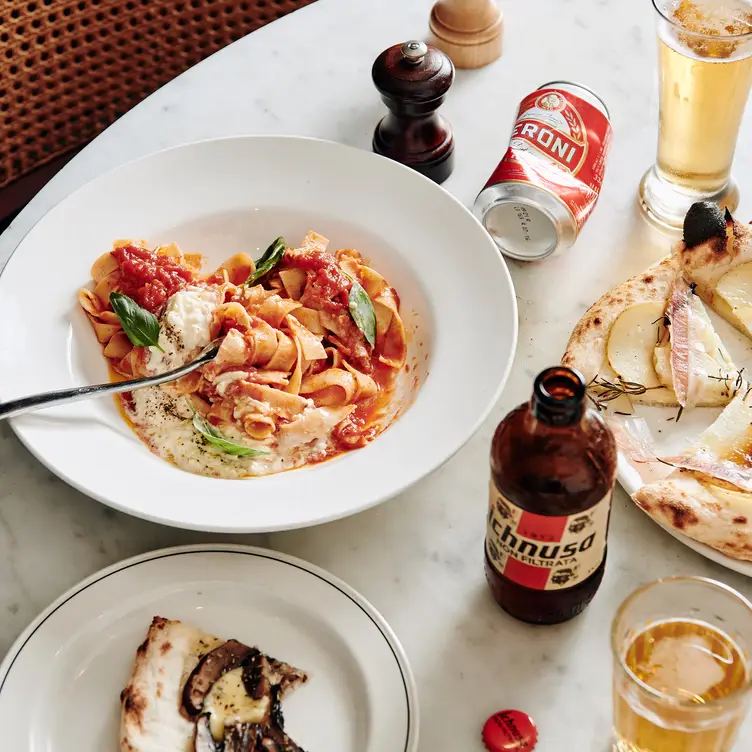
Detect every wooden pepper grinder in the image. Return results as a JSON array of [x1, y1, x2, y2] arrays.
[[428, 0, 503, 69], [372, 40, 455, 185]]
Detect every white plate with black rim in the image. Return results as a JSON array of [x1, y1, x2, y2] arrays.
[[0, 544, 418, 752], [0, 135, 517, 533]]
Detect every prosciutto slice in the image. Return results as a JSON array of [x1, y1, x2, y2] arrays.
[[608, 416, 660, 465], [609, 416, 752, 492], [668, 276, 695, 408], [659, 453, 752, 493]]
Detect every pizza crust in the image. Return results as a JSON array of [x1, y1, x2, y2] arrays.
[[675, 216, 752, 296], [562, 255, 679, 405], [633, 470, 752, 561], [120, 616, 218, 752], [676, 216, 752, 336]]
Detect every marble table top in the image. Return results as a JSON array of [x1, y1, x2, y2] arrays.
[[3, 0, 752, 749]]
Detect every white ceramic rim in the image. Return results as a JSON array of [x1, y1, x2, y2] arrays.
[[0, 543, 420, 751]]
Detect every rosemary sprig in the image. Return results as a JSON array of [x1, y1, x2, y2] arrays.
[[588, 375, 667, 412], [734, 367, 745, 396], [652, 314, 670, 345], [707, 368, 746, 398]]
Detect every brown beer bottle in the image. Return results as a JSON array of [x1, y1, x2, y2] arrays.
[[485, 366, 617, 625]]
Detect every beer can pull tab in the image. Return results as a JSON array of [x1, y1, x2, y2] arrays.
[[482, 710, 538, 751]]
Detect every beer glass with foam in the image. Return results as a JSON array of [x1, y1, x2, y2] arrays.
[[640, 0, 752, 228], [612, 577, 752, 752]]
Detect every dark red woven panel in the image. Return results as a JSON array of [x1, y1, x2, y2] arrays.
[[0, 0, 318, 189]]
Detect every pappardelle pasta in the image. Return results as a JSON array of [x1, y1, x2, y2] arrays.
[[79, 231, 407, 478]]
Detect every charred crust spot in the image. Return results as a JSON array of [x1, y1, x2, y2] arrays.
[[160, 641, 172, 655], [642, 275, 654, 285], [658, 500, 699, 530], [122, 687, 147, 730], [136, 637, 149, 657], [592, 316, 602, 326], [734, 516, 748, 524]]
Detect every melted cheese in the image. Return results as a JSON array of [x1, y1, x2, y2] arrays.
[[214, 370, 251, 397], [702, 481, 752, 513], [697, 392, 752, 463], [203, 668, 270, 741], [123, 388, 345, 479], [717, 262, 752, 337], [147, 286, 219, 373]]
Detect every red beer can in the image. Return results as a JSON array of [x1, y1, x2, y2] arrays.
[[474, 81, 612, 261]]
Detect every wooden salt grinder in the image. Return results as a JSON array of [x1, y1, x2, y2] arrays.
[[372, 41, 455, 185], [428, 0, 503, 69]]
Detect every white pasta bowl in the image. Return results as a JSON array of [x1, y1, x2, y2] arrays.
[[0, 136, 517, 532]]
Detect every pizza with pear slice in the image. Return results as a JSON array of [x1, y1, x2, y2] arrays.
[[562, 253, 741, 411], [563, 201, 752, 561]]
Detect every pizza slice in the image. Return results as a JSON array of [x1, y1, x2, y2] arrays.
[[120, 617, 308, 752], [676, 201, 752, 340], [633, 389, 752, 561], [562, 255, 740, 411]]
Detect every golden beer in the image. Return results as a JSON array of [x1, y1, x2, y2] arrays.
[[614, 620, 748, 751], [657, 1, 752, 192], [612, 578, 752, 752], [640, 0, 752, 227]]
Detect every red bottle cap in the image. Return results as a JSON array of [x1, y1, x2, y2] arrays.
[[482, 710, 538, 751]]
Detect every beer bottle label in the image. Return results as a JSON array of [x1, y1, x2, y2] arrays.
[[486, 480, 611, 591]]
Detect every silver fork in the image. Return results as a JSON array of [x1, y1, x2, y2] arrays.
[[0, 338, 222, 421]]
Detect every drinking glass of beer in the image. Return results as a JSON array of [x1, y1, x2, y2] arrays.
[[640, 0, 752, 228], [612, 577, 752, 752]]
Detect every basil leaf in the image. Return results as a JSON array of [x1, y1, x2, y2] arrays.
[[109, 292, 163, 351], [246, 236, 286, 285], [192, 412, 269, 457], [347, 276, 377, 347]]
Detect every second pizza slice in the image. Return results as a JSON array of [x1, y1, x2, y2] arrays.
[[633, 388, 752, 560]]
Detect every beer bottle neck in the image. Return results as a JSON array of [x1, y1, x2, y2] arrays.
[[531, 366, 586, 427]]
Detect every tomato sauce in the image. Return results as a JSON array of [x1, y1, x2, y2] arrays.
[[333, 360, 396, 450], [112, 244, 193, 313], [285, 249, 350, 313]]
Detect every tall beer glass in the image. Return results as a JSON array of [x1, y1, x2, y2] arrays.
[[612, 577, 752, 752], [640, 0, 752, 228]]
